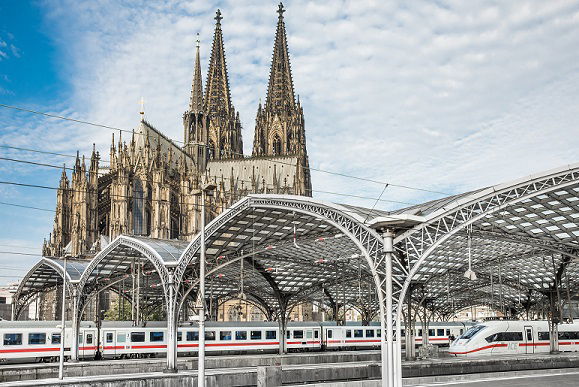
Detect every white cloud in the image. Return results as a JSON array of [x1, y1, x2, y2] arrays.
[[9, 0, 579, 212]]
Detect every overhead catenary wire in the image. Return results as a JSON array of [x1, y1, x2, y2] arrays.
[[0, 103, 451, 197], [0, 155, 418, 206]]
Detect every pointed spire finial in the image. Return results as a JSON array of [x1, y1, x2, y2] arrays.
[[277, 2, 285, 18], [215, 9, 222, 24], [189, 32, 204, 113], [140, 97, 145, 119]]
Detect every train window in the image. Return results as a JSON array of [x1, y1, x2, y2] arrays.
[[3, 333, 22, 346], [236, 331, 247, 341], [327, 330, 333, 339], [428, 329, 435, 337], [220, 331, 232, 341], [377, 329, 381, 337], [462, 325, 486, 340], [559, 331, 579, 340], [401, 329, 405, 337], [117, 334, 126, 343], [346, 330, 352, 338], [314, 330, 319, 339], [106, 333, 113, 343], [266, 330, 277, 340], [293, 330, 304, 339], [526, 330, 532, 341], [187, 331, 199, 341], [446, 329, 451, 336], [366, 330, 375, 338], [150, 332, 164, 342], [437, 329, 444, 336], [417, 329, 423, 337], [485, 332, 523, 342], [306, 331, 313, 339], [354, 330, 363, 338], [29, 333, 46, 345], [52, 333, 62, 344], [251, 331, 262, 340], [78, 334, 83, 344], [286, 331, 291, 339], [86, 334, 94, 345], [538, 332, 550, 340], [205, 331, 216, 341], [177, 332, 182, 342], [131, 332, 146, 342]]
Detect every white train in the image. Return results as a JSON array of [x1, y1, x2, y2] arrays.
[[449, 320, 579, 356], [0, 321, 470, 363]]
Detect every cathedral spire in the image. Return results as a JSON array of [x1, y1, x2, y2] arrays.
[[189, 34, 204, 113], [205, 9, 233, 117], [265, 2, 295, 111]]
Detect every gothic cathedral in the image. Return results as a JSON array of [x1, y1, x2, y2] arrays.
[[43, 3, 312, 258]]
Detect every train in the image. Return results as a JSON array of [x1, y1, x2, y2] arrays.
[[0, 321, 472, 363], [449, 320, 579, 356]]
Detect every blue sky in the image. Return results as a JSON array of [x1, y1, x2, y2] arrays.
[[2, 0, 579, 285]]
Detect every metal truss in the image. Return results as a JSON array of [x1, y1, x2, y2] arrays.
[[395, 164, 579, 319]]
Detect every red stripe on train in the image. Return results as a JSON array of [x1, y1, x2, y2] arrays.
[[449, 343, 507, 355]]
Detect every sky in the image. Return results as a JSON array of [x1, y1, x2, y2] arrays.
[[1, 0, 579, 285]]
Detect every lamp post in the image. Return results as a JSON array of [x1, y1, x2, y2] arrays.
[[197, 183, 216, 387], [58, 257, 67, 380]]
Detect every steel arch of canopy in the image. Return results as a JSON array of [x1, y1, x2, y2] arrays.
[[12, 257, 84, 319], [174, 195, 398, 322], [76, 235, 185, 318], [394, 164, 579, 320]]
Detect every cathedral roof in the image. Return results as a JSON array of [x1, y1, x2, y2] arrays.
[[134, 120, 194, 169]]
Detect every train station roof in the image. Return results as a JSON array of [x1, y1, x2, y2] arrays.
[[13, 163, 579, 322]]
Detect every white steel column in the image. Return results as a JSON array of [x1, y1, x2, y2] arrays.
[[165, 273, 178, 372], [381, 230, 395, 387], [70, 288, 79, 362], [198, 187, 208, 387], [58, 257, 67, 380]]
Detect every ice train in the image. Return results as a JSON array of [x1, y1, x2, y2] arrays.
[[0, 321, 471, 363], [449, 320, 579, 356]]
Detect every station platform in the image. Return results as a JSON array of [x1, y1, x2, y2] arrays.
[[1, 351, 578, 386]]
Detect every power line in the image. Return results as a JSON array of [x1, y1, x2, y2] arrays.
[[0, 156, 417, 206], [0, 251, 42, 257], [0, 103, 451, 197], [0, 201, 55, 213]]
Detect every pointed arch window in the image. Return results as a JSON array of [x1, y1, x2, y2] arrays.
[[272, 134, 282, 155], [208, 140, 216, 160], [132, 179, 144, 235]]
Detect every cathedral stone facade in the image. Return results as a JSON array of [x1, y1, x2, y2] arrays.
[[43, 4, 311, 259]]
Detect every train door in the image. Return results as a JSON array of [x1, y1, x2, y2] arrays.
[[82, 330, 97, 358], [524, 326, 534, 354], [103, 330, 116, 357], [305, 329, 314, 349]]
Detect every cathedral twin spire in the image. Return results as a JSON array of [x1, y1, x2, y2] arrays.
[[183, 3, 306, 162]]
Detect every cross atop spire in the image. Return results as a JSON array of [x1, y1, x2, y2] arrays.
[[265, 2, 295, 111], [215, 9, 222, 24]]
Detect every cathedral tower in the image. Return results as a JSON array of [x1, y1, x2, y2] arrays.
[[204, 10, 243, 160], [252, 3, 307, 158], [183, 35, 208, 171]]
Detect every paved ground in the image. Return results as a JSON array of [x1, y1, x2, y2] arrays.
[[409, 369, 579, 387]]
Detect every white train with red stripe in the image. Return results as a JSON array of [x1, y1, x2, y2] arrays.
[[449, 320, 579, 356], [1, 320, 471, 363]]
